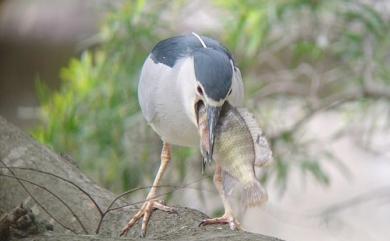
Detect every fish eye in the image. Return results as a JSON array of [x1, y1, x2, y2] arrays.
[[197, 86, 204, 96]]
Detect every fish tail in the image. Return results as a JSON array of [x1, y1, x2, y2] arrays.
[[242, 181, 268, 208]]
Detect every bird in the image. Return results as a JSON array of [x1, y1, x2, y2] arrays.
[[120, 32, 244, 237]]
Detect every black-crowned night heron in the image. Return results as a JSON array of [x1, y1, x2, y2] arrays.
[[121, 33, 244, 237]]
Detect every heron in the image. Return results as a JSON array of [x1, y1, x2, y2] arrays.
[[120, 33, 244, 237]]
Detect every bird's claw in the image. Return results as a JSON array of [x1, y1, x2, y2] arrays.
[[120, 199, 176, 237], [199, 214, 241, 230]]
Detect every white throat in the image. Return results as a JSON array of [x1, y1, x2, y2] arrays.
[[175, 57, 199, 127]]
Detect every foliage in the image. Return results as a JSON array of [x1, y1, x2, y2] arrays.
[[217, 0, 390, 192], [34, 0, 194, 193], [33, 0, 390, 195]]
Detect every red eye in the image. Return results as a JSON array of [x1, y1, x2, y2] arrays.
[[197, 86, 204, 96]]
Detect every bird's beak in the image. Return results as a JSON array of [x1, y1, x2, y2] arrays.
[[206, 105, 221, 163]]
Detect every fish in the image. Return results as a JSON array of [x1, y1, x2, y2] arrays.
[[197, 102, 272, 207]]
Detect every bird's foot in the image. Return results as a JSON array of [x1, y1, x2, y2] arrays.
[[120, 199, 176, 237], [199, 213, 241, 230]]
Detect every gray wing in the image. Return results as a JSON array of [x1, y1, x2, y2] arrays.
[[138, 55, 173, 123], [222, 170, 238, 196]]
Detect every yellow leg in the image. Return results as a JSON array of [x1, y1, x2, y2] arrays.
[[199, 164, 240, 230], [120, 143, 176, 237]]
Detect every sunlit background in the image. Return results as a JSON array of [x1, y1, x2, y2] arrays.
[[1, 0, 389, 240]]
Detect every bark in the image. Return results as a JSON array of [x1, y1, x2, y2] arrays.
[[0, 116, 283, 241]]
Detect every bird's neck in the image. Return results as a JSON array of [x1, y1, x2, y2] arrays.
[[176, 57, 198, 127]]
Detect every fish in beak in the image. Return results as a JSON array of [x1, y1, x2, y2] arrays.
[[206, 105, 221, 164]]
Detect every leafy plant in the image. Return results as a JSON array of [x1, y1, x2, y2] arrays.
[[34, 0, 194, 193]]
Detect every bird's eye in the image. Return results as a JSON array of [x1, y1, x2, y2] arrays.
[[228, 89, 232, 96], [197, 86, 204, 96]]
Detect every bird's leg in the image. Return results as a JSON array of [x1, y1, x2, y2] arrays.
[[199, 164, 241, 230], [120, 142, 176, 237]]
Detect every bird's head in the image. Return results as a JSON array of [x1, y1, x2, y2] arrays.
[[192, 48, 233, 163]]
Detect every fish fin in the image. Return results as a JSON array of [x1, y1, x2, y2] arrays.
[[241, 181, 268, 208], [254, 134, 274, 167], [237, 108, 273, 166], [222, 170, 238, 196]]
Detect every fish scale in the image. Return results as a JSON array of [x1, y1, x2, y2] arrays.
[[215, 107, 256, 186]]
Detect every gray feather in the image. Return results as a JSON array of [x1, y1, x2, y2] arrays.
[[193, 48, 233, 101], [151, 34, 233, 67]]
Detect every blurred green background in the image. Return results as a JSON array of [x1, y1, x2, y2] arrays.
[[1, 0, 389, 240]]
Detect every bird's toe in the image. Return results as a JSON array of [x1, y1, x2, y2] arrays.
[[198, 214, 240, 230], [120, 199, 176, 237]]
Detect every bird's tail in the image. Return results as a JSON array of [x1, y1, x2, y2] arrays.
[[242, 181, 268, 208]]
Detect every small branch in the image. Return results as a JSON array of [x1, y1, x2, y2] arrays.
[[316, 186, 390, 217], [0, 173, 88, 233], [0, 171, 81, 234], [363, 86, 390, 101], [0, 163, 208, 235], [0, 166, 104, 216], [95, 177, 207, 234], [95, 186, 156, 234], [270, 86, 390, 143]]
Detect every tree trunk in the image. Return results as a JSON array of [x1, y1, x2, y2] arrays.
[[0, 116, 283, 241]]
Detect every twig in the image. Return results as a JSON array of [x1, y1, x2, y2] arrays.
[[95, 176, 207, 234], [0, 173, 88, 233], [95, 185, 159, 234], [270, 86, 390, 143], [0, 164, 209, 234], [315, 186, 390, 217], [0, 163, 81, 234], [0, 166, 103, 216]]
